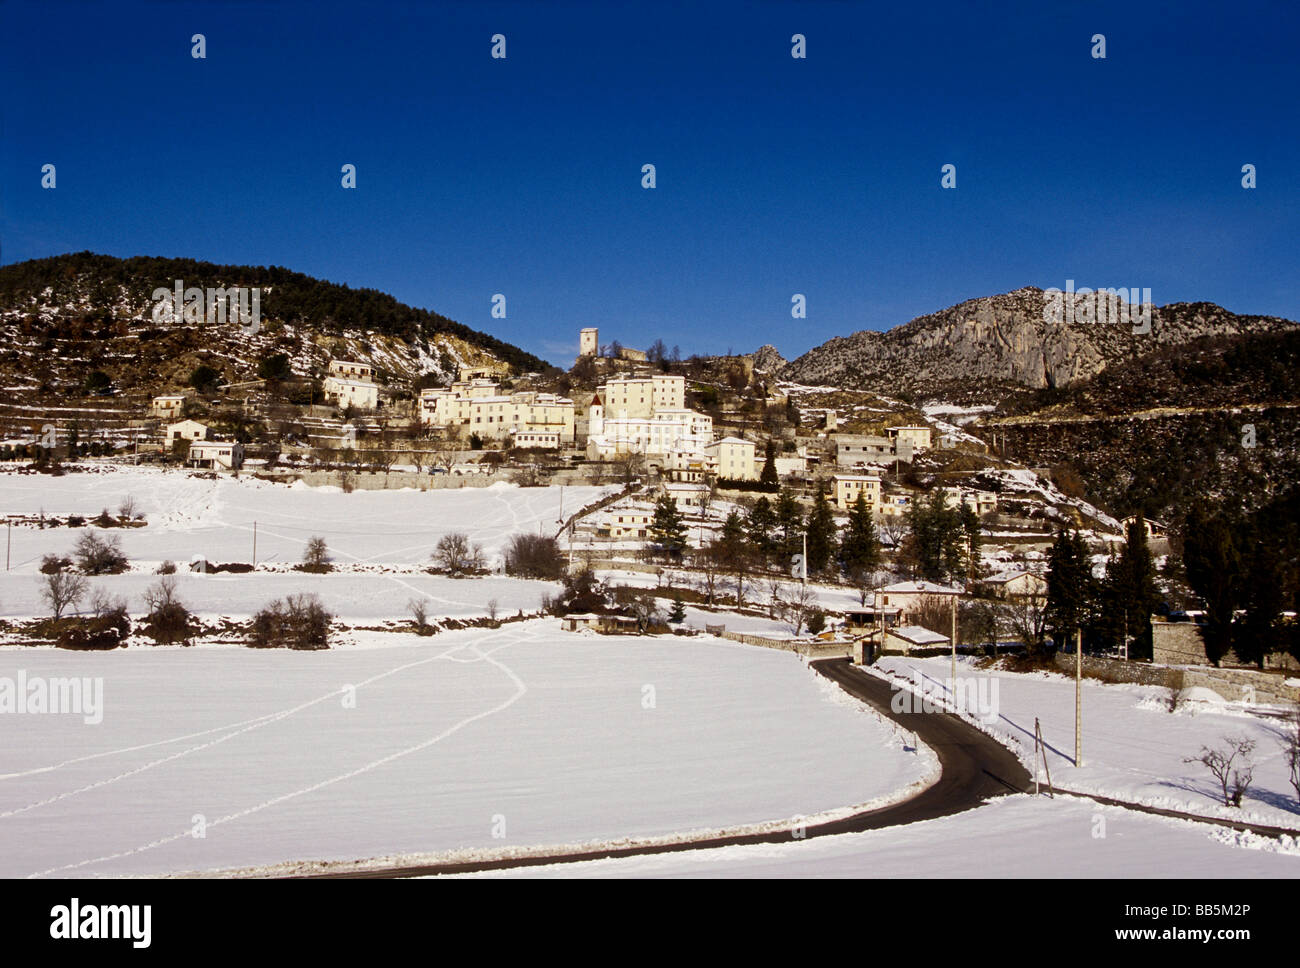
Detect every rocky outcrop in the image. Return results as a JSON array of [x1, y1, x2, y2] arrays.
[[781, 287, 1295, 392], [748, 344, 787, 374]]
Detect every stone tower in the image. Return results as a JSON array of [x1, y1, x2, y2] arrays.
[[579, 327, 599, 357]]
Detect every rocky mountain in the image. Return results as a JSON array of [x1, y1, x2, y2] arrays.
[[747, 344, 787, 374], [780, 287, 1296, 394], [0, 253, 551, 404]]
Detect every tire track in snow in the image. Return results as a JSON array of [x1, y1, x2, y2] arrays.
[[27, 624, 535, 878], [1, 633, 499, 818]]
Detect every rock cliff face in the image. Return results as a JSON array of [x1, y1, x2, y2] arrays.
[[748, 344, 787, 374], [780, 287, 1295, 391]]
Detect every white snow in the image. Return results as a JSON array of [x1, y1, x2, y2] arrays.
[[875, 655, 1300, 830], [0, 621, 933, 878], [457, 795, 1300, 878]]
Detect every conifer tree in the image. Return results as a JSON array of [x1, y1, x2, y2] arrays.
[[805, 488, 837, 574], [839, 492, 881, 577], [650, 494, 688, 559], [760, 439, 778, 486]]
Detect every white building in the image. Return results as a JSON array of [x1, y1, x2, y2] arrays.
[[599, 374, 686, 420], [323, 376, 379, 410], [832, 473, 882, 511], [704, 436, 757, 481], [873, 581, 962, 622], [587, 408, 712, 460], [188, 440, 244, 471], [150, 394, 187, 419], [421, 382, 575, 444], [328, 359, 375, 381], [936, 487, 998, 517], [166, 419, 210, 443], [511, 429, 561, 450], [886, 425, 932, 453]]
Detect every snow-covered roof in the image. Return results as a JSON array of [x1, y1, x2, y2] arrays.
[[888, 625, 950, 645], [881, 580, 962, 595], [982, 569, 1042, 585]]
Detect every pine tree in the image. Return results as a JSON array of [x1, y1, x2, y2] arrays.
[[839, 492, 880, 578], [721, 509, 746, 549], [760, 439, 778, 486], [668, 595, 686, 624], [1183, 505, 1241, 666], [650, 494, 688, 559], [905, 490, 965, 583], [1110, 514, 1160, 659], [775, 488, 804, 562], [746, 496, 778, 559], [805, 488, 836, 574], [1045, 528, 1094, 650]]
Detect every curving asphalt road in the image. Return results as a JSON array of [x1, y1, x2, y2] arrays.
[[297, 657, 1032, 878]]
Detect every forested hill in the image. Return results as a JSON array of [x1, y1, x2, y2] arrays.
[[0, 252, 550, 374]]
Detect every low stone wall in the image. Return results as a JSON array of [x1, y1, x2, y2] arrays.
[[719, 630, 850, 658], [1152, 622, 1213, 666], [1180, 667, 1300, 705], [258, 469, 497, 490], [1052, 653, 1300, 705], [1054, 653, 1174, 688], [1153, 621, 1300, 672]]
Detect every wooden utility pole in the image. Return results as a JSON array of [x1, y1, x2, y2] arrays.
[[1075, 627, 1083, 767], [252, 521, 257, 568], [6, 517, 10, 571], [951, 591, 958, 688]]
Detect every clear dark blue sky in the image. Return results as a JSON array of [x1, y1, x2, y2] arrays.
[[2, 0, 1296, 365]]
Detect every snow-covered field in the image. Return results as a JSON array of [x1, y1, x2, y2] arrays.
[[0, 620, 934, 878], [876, 655, 1300, 830], [462, 794, 1300, 878], [1, 465, 614, 569], [0, 466, 616, 622]]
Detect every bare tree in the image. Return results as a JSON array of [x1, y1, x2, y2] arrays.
[[487, 598, 499, 623], [302, 536, 332, 573], [117, 495, 139, 521], [88, 585, 126, 619], [1002, 594, 1048, 655], [878, 517, 908, 551], [42, 571, 87, 619], [911, 594, 956, 637], [765, 577, 786, 620], [1165, 669, 1188, 713], [692, 542, 725, 606], [1185, 736, 1257, 807], [433, 532, 484, 577], [142, 576, 193, 645], [1282, 710, 1300, 803], [407, 597, 430, 632], [75, 531, 128, 575], [784, 583, 819, 636]]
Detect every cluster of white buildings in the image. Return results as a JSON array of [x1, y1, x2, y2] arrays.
[[418, 333, 765, 479], [323, 359, 380, 410], [419, 367, 575, 448], [585, 373, 762, 482], [830, 473, 998, 519]]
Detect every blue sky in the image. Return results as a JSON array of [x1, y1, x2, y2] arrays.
[[2, 0, 1296, 365]]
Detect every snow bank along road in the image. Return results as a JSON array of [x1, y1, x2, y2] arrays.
[[306, 658, 1034, 877]]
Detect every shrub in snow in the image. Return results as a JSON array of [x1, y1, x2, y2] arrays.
[[142, 576, 194, 646], [1185, 735, 1256, 807], [503, 533, 565, 580], [249, 594, 332, 650], [39, 554, 72, 575], [74, 531, 128, 576]]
